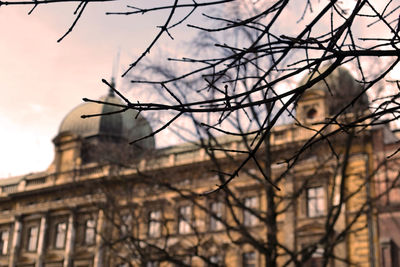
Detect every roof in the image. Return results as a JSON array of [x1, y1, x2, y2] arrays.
[[299, 66, 369, 114], [58, 93, 155, 147]]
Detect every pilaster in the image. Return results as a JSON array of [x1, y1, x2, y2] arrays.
[[36, 214, 47, 267], [93, 210, 104, 267], [63, 211, 76, 267], [9, 216, 22, 267]]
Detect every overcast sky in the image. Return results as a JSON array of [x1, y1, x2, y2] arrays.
[[1, 0, 399, 178]]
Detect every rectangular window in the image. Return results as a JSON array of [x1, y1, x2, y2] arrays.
[[304, 247, 324, 267], [55, 222, 67, 249], [380, 239, 399, 267], [84, 219, 96, 245], [27, 226, 39, 252], [307, 187, 325, 217], [0, 230, 9, 255], [146, 261, 159, 267], [243, 196, 258, 226], [148, 210, 162, 237], [174, 257, 191, 267], [243, 251, 256, 267], [210, 202, 223, 231], [121, 214, 133, 236], [208, 254, 223, 266], [178, 205, 191, 234]]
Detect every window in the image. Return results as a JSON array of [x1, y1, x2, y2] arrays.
[[307, 187, 325, 217], [306, 108, 317, 119], [207, 254, 223, 266], [120, 214, 133, 236], [178, 205, 191, 234], [304, 247, 324, 267], [243, 196, 258, 226], [174, 257, 191, 267], [242, 251, 256, 267], [148, 210, 162, 237], [84, 219, 96, 245], [146, 261, 159, 267], [210, 202, 223, 231], [55, 222, 67, 249], [27, 226, 39, 252], [381, 239, 399, 267], [0, 230, 9, 255]]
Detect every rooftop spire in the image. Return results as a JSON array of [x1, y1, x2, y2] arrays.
[[109, 48, 121, 96], [108, 77, 116, 97]]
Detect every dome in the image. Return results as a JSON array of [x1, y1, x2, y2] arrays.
[[299, 66, 369, 114], [58, 91, 155, 150]]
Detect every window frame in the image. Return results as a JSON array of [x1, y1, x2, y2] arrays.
[[146, 261, 159, 267], [84, 219, 96, 245], [209, 201, 224, 231], [304, 247, 324, 267], [243, 196, 258, 226], [177, 205, 192, 234], [26, 225, 39, 252], [306, 186, 326, 218], [206, 254, 224, 267], [120, 213, 133, 236], [148, 210, 162, 238], [54, 221, 68, 249], [0, 229, 9, 255], [242, 251, 256, 267], [173, 256, 191, 267]]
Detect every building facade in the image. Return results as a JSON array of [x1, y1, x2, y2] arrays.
[[0, 68, 398, 267]]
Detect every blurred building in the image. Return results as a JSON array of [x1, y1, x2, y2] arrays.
[[0, 69, 398, 267]]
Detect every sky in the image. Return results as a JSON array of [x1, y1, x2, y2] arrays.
[[0, 0, 399, 178], [0, 0, 201, 177]]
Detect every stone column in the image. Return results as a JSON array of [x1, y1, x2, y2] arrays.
[[9, 216, 22, 267], [93, 210, 104, 267], [36, 214, 47, 267], [63, 212, 76, 267]]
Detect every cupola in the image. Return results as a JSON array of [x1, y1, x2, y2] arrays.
[[296, 66, 369, 123], [50, 89, 154, 172]]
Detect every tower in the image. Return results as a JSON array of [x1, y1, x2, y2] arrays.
[[296, 66, 369, 124], [49, 89, 154, 173]]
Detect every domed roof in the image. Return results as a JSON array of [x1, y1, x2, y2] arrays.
[[299, 66, 369, 114], [59, 91, 155, 149]]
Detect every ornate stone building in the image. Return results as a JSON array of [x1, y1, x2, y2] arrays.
[[0, 68, 398, 267]]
